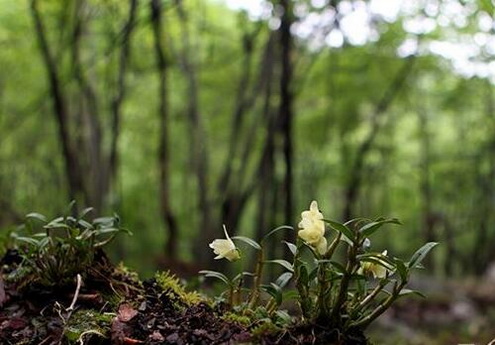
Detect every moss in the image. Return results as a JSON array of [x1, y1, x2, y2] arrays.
[[64, 310, 113, 345], [221, 311, 252, 326], [250, 320, 283, 339], [154, 271, 203, 307]]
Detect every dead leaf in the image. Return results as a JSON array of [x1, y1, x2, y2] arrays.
[[117, 304, 138, 322]]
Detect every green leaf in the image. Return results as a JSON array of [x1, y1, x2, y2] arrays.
[[324, 219, 355, 243], [393, 258, 408, 282], [282, 241, 297, 256], [199, 270, 231, 285], [408, 242, 438, 269], [44, 222, 70, 229], [79, 207, 94, 219], [264, 259, 294, 272], [26, 213, 47, 223], [297, 264, 309, 286], [12, 235, 40, 247], [398, 289, 425, 298], [231, 236, 261, 250], [260, 283, 283, 305], [275, 272, 293, 288], [359, 218, 401, 237], [283, 290, 300, 301], [317, 260, 347, 274], [93, 217, 115, 225], [261, 225, 293, 243], [77, 219, 93, 230]]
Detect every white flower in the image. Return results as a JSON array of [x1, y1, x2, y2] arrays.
[[298, 200, 327, 255], [358, 250, 389, 279], [209, 225, 241, 262]]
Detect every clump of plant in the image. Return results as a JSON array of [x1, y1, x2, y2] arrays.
[[202, 200, 437, 342], [155, 270, 203, 308], [9, 203, 130, 289]]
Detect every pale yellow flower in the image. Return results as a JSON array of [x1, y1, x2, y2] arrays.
[[358, 250, 389, 279], [209, 225, 241, 262], [298, 200, 327, 255]]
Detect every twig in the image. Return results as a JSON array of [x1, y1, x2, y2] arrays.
[[68, 274, 82, 312]]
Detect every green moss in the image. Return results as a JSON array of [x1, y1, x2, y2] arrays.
[[64, 310, 113, 344], [154, 271, 203, 307], [221, 311, 252, 326]]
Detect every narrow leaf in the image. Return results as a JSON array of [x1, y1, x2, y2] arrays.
[[26, 213, 47, 223], [199, 270, 230, 285], [275, 272, 293, 288], [324, 219, 355, 243], [408, 242, 438, 269], [359, 218, 401, 237], [283, 241, 297, 256], [262, 225, 293, 243], [264, 259, 294, 272], [231, 236, 261, 250]]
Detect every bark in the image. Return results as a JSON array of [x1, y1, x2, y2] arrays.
[[174, 0, 212, 265], [109, 0, 138, 193], [150, 0, 179, 259], [342, 56, 416, 220], [30, 0, 87, 204], [279, 0, 295, 233], [70, 0, 105, 212]]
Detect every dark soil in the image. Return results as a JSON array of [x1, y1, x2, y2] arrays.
[[0, 249, 368, 345]]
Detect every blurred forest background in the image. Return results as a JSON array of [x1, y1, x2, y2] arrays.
[[0, 0, 494, 281]]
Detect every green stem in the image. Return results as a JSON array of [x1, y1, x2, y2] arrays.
[[248, 247, 264, 308], [326, 232, 342, 258], [351, 279, 387, 317], [329, 242, 358, 324], [350, 280, 406, 329]]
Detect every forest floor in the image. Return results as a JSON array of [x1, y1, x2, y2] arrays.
[[1, 248, 494, 345], [0, 249, 369, 345]]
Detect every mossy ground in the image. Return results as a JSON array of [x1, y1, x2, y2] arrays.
[[0, 249, 374, 344]]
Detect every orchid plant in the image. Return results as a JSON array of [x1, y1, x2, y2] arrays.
[[201, 200, 437, 335]]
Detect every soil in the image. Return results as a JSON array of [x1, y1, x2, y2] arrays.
[[0, 249, 368, 345]]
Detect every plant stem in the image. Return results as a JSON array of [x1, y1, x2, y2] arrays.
[[351, 279, 387, 317], [329, 242, 358, 325], [350, 280, 406, 329], [248, 247, 264, 308]]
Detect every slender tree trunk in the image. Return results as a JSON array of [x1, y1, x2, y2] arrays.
[[109, 0, 138, 202], [70, 0, 105, 212], [150, 0, 179, 259], [279, 0, 295, 237], [174, 0, 212, 265], [30, 0, 87, 205], [342, 56, 415, 220]]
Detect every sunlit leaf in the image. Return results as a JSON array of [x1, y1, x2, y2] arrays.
[[324, 219, 355, 243], [231, 236, 261, 250], [199, 270, 230, 285], [264, 259, 294, 272], [359, 218, 401, 237], [261, 225, 293, 243], [408, 242, 438, 269]]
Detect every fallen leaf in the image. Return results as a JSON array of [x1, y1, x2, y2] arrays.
[[117, 304, 138, 322]]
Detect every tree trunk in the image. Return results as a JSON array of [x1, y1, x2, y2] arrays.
[[109, 0, 138, 204], [342, 56, 415, 220], [30, 0, 87, 205], [174, 0, 212, 265], [150, 0, 179, 259]]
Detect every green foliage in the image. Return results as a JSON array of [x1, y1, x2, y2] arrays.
[[154, 270, 203, 307], [10, 204, 130, 288], [64, 310, 113, 345], [201, 201, 437, 339]]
